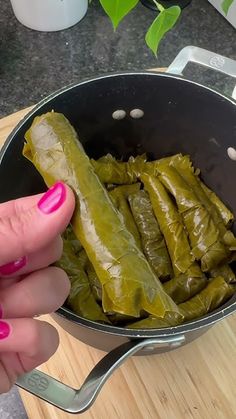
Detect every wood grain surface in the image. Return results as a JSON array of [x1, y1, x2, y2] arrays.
[[0, 107, 236, 419]]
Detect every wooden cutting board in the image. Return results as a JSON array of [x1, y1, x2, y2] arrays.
[[1, 106, 236, 419]]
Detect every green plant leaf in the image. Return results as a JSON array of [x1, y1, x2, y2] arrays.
[[221, 0, 234, 15], [99, 0, 139, 30], [145, 6, 181, 57]]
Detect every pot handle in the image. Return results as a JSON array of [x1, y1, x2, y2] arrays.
[[16, 334, 185, 414], [167, 46, 236, 100]]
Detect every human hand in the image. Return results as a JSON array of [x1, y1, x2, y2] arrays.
[[0, 182, 75, 393]]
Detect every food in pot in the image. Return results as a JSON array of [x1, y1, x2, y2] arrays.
[[201, 182, 234, 228], [162, 264, 207, 304], [56, 233, 110, 323], [128, 190, 172, 281], [129, 276, 235, 329], [157, 165, 230, 271], [156, 153, 236, 250], [23, 111, 236, 329], [91, 153, 146, 184], [109, 184, 142, 249], [23, 112, 181, 320], [141, 173, 194, 276], [86, 260, 103, 303], [209, 263, 236, 284]]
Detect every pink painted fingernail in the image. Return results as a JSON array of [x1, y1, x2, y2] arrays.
[[38, 182, 66, 215], [0, 256, 27, 276], [0, 306, 2, 319], [0, 321, 10, 339]]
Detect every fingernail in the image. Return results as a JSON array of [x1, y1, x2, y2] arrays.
[[38, 182, 66, 215], [0, 256, 27, 276], [0, 321, 10, 340], [0, 306, 2, 319]]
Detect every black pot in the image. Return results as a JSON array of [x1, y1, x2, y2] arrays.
[[1, 46, 236, 414], [141, 0, 192, 11]]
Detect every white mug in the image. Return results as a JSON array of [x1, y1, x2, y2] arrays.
[[10, 0, 88, 32]]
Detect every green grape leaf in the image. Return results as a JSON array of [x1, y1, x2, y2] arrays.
[[145, 6, 181, 56], [99, 0, 139, 30], [222, 0, 234, 15]]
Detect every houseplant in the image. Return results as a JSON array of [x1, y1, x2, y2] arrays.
[[221, 0, 234, 14], [98, 0, 182, 56], [10, 0, 179, 55], [141, 0, 191, 10], [10, 0, 235, 55], [98, 0, 236, 55]]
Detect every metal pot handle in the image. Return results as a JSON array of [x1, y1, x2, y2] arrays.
[[167, 46, 236, 100], [16, 334, 185, 414]]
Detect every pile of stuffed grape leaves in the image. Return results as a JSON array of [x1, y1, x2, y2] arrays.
[[23, 112, 236, 329]]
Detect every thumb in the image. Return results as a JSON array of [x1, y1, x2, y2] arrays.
[[0, 182, 75, 266]]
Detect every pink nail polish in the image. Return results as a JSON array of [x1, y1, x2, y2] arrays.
[[0, 256, 27, 276], [0, 321, 10, 339], [38, 182, 66, 215]]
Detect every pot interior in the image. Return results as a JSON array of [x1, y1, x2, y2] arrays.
[[1, 73, 236, 332]]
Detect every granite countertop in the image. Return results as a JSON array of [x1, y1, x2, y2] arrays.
[[0, 1, 235, 418], [1, 0, 236, 119]]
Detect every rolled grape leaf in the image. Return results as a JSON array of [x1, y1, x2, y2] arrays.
[[76, 248, 88, 269], [171, 156, 235, 247], [201, 182, 234, 228], [91, 153, 146, 184], [62, 227, 104, 302], [23, 112, 181, 319], [109, 184, 142, 249], [210, 264, 236, 284], [129, 276, 235, 328], [163, 263, 207, 304], [128, 189, 172, 280], [200, 242, 230, 272], [156, 154, 236, 247], [107, 312, 136, 326], [158, 165, 230, 270], [62, 225, 82, 255], [56, 240, 109, 323], [178, 276, 235, 322], [141, 173, 194, 275], [178, 156, 236, 251], [128, 311, 182, 329], [86, 261, 103, 303]]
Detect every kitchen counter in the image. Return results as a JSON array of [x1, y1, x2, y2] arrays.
[[0, 1, 235, 418], [1, 0, 236, 118]]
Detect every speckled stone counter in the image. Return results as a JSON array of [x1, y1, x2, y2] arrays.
[[0, 387, 27, 419], [0, 1, 235, 418], [1, 0, 236, 118]]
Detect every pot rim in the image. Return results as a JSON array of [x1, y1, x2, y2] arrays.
[[1, 70, 236, 338], [56, 296, 236, 338]]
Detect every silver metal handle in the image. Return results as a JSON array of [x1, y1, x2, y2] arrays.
[[167, 46, 236, 100], [16, 335, 185, 414]]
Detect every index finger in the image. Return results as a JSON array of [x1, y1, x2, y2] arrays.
[[0, 183, 75, 266]]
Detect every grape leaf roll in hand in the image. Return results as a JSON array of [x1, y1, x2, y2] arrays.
[[23, 112, 181, 319]]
